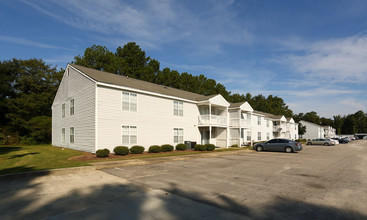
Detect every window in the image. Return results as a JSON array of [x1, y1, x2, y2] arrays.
[[62, 103, 65, 118], [61, 128, 65, 143], [268, 139, 278, 143], [257, 132, 261, 141], [247, 114, 251, 120], [266, 120, 269, 127], [174, 128, 183, 143], [122, 92, 137, 112], [257, 116, 261, 125], [70, 127, 74, 143], [70, 99, 74, 115], [174, 101, 183, 116], [122, 125, 137, 144], [247, 131, 251, 141], [267, 133, 270, 140]]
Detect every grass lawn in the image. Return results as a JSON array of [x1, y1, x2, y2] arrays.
[[0, 145, 252, 175], [0, 145, 90, 175]]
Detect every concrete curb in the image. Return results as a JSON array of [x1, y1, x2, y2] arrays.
[[92, 149, 253, 170]]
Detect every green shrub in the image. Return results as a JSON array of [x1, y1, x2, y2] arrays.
[[175, 143, 186, 151], [230, 144, 239, 148], [148, 145, 162, 153], [295, 139, 307, 143], [205, 144, 215, 151], [114, 146, 129, 155], [130, 145, 145, 154], [161, 144, 174, 152], [194, 144, 206, 151], [96, 148, 110, 158]]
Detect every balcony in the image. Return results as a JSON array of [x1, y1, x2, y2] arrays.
[[273, 125, 282, 132], [198, 114, 227, 126], [229, 119, 251, 127]]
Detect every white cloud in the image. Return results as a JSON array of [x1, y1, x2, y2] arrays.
[[0, 35, 59, 49], [22, 0, 253, 55], [276, 34, 367, 84]]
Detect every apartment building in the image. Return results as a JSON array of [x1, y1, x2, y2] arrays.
[[300, 120, 336, 139], [52, 64, 299, 152]]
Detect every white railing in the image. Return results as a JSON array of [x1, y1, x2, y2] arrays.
[[273, 125, 282, 132], [198, 114, 227, 126], [229, 119, 251, 127]]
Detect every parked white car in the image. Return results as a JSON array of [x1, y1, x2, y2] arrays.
[[306, 138, 336, 146], [331, 138, 339, 145]]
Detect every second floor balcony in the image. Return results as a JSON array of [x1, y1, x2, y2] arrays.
[[198, 114, 227, 126], [229, 118, 251, 127]]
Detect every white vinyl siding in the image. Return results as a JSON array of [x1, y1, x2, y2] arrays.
[[257, 132, 261, 141], [70, 127, 74, 143], [174, 128, 183, 143], [52, 66, 95, 152], [70, 99, 74, 115], [122, 125, 137, 145], [62, 103, 65, 118], [174, 101, 183, 116], [122, 92, 137, 112], [61, 128, 65, 143]]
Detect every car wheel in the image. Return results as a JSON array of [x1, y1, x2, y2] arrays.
[[307, 142, 312, 145], [285, 147, 293, 153], [256, 146, 263, 152], [324, 143, 330, 146]]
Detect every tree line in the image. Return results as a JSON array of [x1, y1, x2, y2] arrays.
[[0, 42, 364, 144]]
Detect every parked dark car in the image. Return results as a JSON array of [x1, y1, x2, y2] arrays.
[[254, 139, 303, 153], [333, 138, 349, 144]]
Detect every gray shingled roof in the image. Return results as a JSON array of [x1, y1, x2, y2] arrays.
[[70, 64, 216, 102], [253, 110, 283, 120], [229, 102, 246, 108]]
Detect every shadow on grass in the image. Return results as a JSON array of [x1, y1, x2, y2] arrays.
[[0, 166, 36, 175], [0, 146, 22, 155], [8, 152, 39, 159]]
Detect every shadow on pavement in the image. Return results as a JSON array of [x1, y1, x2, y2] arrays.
[[0, 169, 365, 220]]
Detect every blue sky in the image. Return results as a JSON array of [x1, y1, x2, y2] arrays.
[[1, 0, 367, 118]]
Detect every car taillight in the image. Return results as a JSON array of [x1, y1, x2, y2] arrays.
[[295, 143, 299, 146]]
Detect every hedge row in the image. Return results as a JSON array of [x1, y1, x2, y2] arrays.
[[97, 143, 216, 158]]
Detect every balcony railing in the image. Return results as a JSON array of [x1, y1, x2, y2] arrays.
[[198, 114, 227, 126], [229, 119, 251, 127], [273, 125, 282, 132]]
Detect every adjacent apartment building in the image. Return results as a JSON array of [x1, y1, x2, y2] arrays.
[[52, 64, 299, 152], [300, 120, 336, 139]]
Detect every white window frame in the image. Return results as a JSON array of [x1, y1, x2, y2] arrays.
[[174, 101, 183, 116], [257, 132, 261, 141], [70, 99, 74, 115], [266, 120, 269, 127], [61, 128, 65, 143], [70, 127, 74, 143], [62, 103, 65, 118], [257, 116, 261, 125], [247, 131, 251, 141], [122, 125, 137, 145], [122, 92, 137, 112], [174, 128, 183, 143], [267, 133, 270, 140]]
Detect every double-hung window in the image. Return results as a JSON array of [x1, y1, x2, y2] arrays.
[[257, 132, 261, 141], [173, 101, 183, 116], [122, 92, 137, 112], [267, 133, 270, 140], [61, 128, 65, 143], [266, 120, 269, 127], [70, 99, 74, 115], [257, 116, 261, 125], [122, 125, 137, 144], [70, 127, 74, 143], [247, 131, 251, 141], [62, 103, 65, 118], [174, 128, 183, 143]]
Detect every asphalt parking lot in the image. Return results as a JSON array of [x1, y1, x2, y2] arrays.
[[103, 140, 367, 219], [1, 141, 366, 219]]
